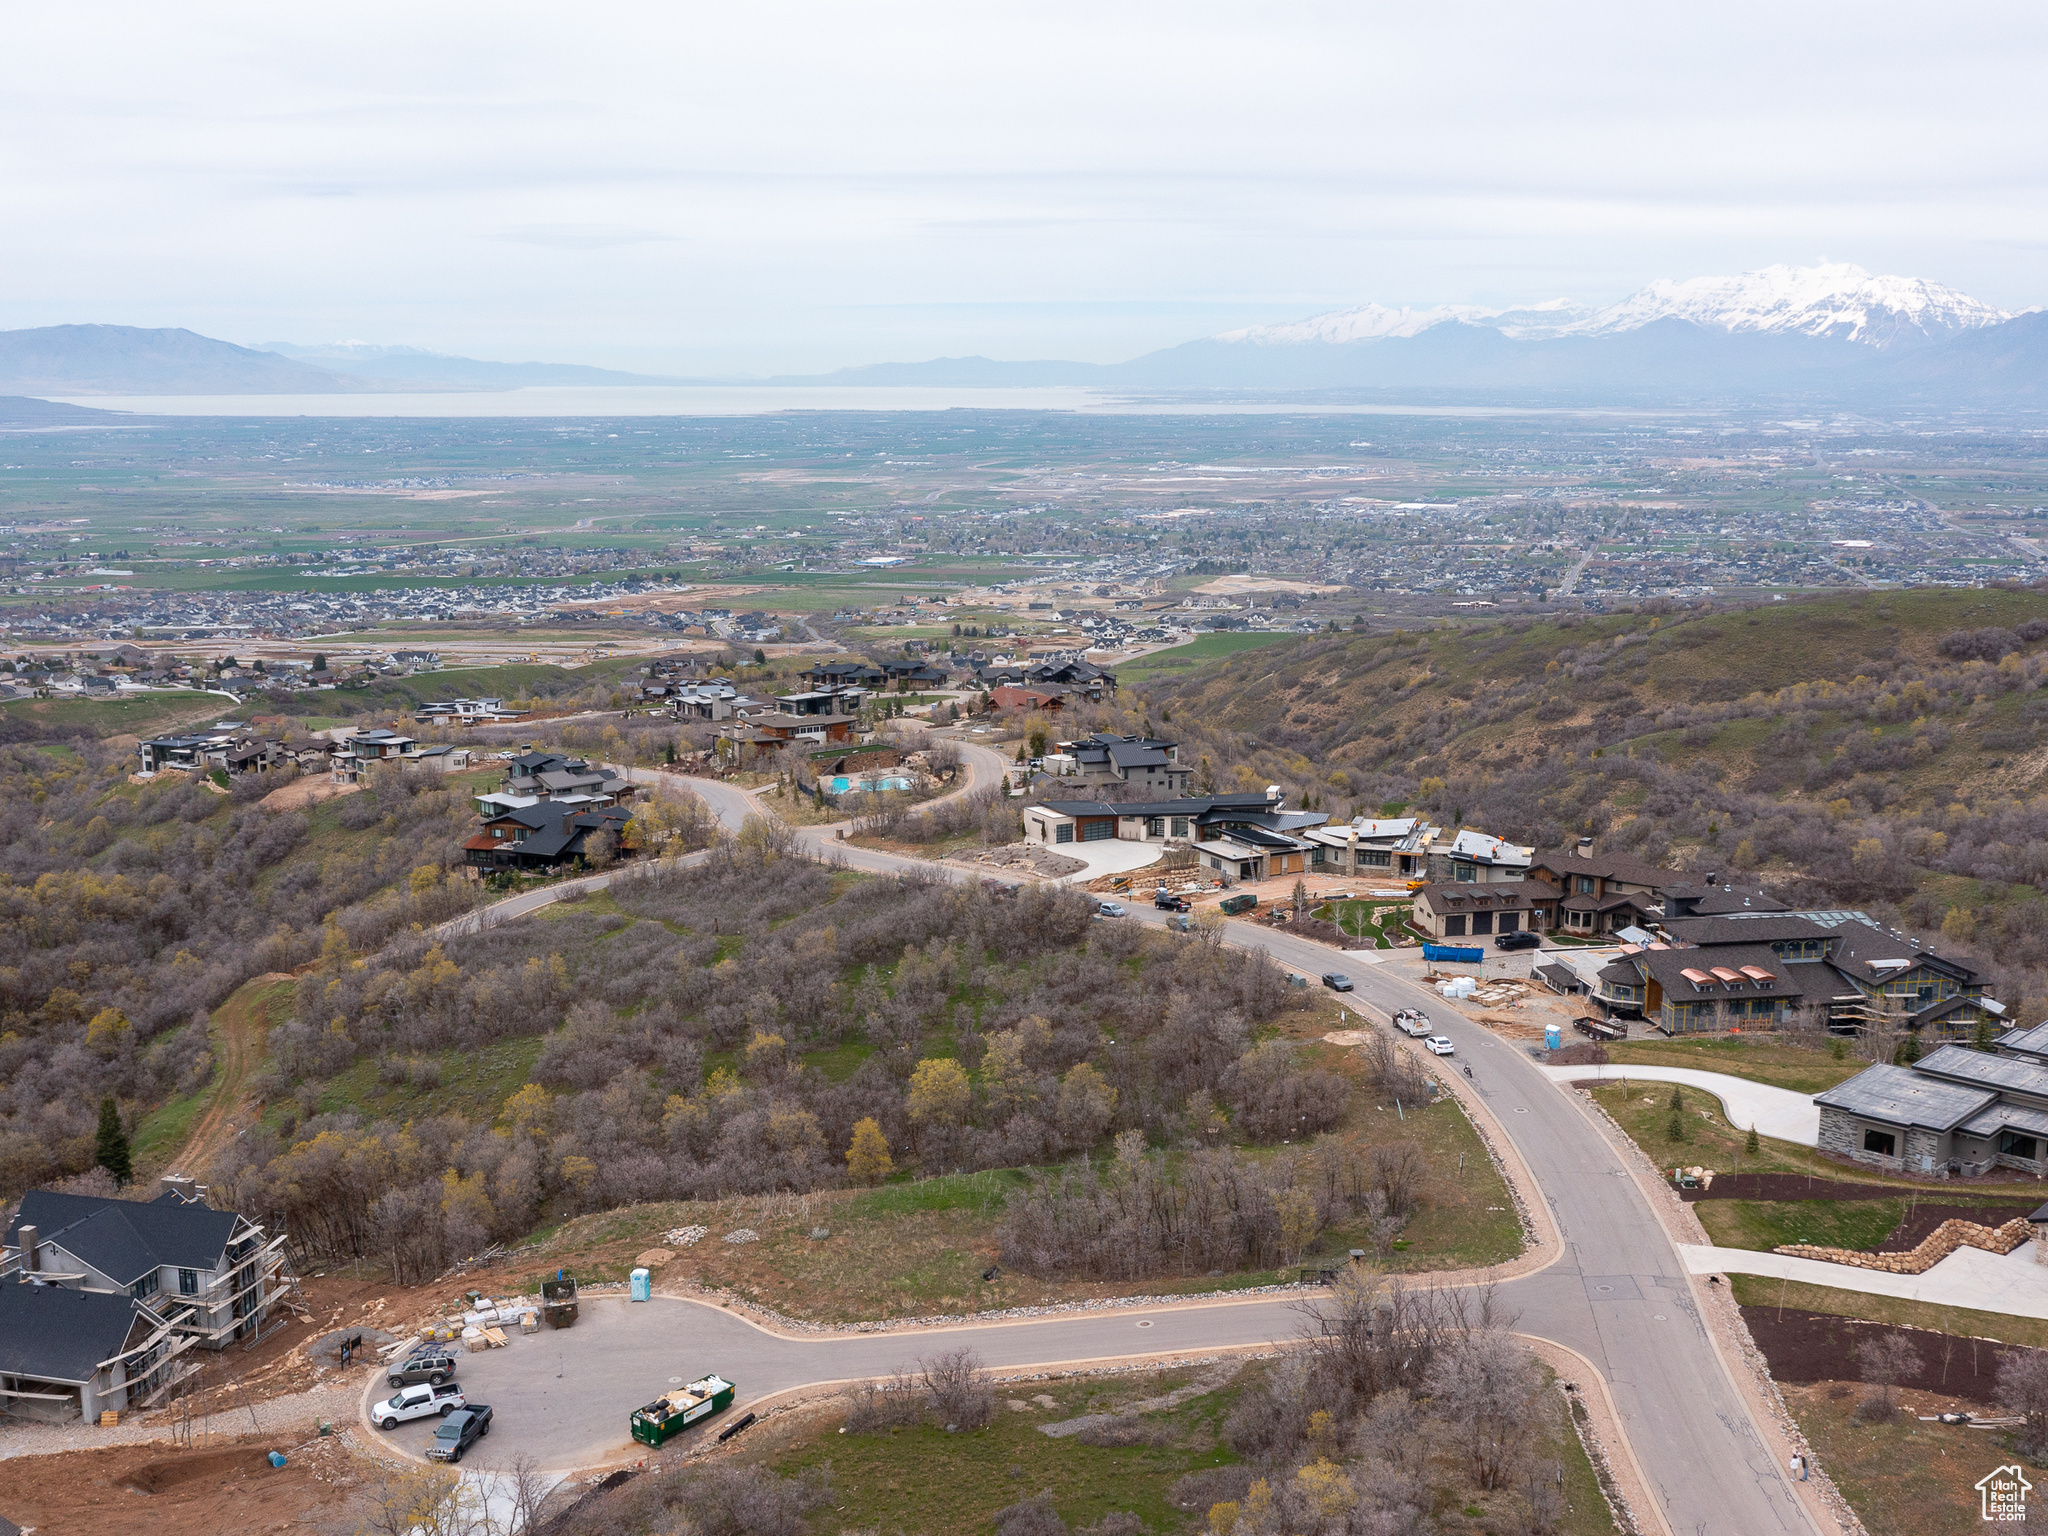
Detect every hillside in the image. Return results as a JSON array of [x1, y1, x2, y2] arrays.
[[1135, 587, 2048, 1005], [0, 324, 355, 394]]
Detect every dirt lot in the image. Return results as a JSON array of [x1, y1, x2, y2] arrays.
[[257, 776, 360, 812], [1741, 1305, 2038, 1404], [0, 1433, 370, 1536]]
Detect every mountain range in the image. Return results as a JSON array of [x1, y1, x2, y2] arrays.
[[1, 265, 2041, 401]]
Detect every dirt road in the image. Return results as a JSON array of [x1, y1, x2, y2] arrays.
[[159, 973, 297, 1179]]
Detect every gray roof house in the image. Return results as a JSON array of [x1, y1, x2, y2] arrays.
[[1814, 1043, 2048, 1179], [0, 1181, 293, 1420]]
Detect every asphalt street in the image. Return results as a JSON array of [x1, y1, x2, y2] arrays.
[[412, 757, 1818, 1535]]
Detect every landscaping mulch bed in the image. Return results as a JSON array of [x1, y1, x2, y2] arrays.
[[1680, 1173, 1913, 1203], [1741, 1306, 2036, 1404], [1545, 1042, 1609, 1068], [1875, 1201, 2048, 1253]]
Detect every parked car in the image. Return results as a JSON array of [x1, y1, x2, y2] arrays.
[[374, 1382, 467, 1430], [388, 1350, 458, 1388], [1393, 1009, 1432, 1038], [1095, 901, 1127, 918], [1495, 930, 1541, 950], [1153, 890, 1190, 912], [1321, 973, 1354, 992], [426, 1403, 493, 1463], [1424, 1035, 1457, 1057]]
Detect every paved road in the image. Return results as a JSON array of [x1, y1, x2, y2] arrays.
[[415, 775, 1817, 1534]]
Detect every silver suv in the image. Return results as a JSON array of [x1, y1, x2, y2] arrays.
[[387, 1350, 458, 1388]]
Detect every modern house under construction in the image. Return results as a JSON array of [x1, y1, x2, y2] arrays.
[[0, 1177, 296, 1421]]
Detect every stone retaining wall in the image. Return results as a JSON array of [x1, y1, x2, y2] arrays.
[[1775, 1216, 2032, 1274]]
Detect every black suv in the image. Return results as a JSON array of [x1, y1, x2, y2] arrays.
[[1495, 930, 1542, 951], [427, 1403, 492, 1463], [388, 1350, 458, 1388]]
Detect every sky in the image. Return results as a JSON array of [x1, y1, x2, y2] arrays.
[[3, 2, 2045, 375]]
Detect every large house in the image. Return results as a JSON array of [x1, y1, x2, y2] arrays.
[[330, 728, 421, 783], [1302, 817, 1443, 881], [464, 801, 635, 871], [0, 1180, 293, 1421], [136, 727, 282, 778], [1543, 907, 2002, 1040], [1426, 829, 1533, 885], [413, 697, 529, 726], [1525, 842, 1676, 936], [1815, 1040, 2048, 1178], [1022, 790, 1328, 881], [499, 752, 630, 804], [803, 660, 887, 690], [1049, 733, 1192, 796], [1411, 881, 1562, 941]]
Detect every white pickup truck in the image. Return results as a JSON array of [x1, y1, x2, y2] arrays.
[[373, 1380, 468, 1429], [1392, 1009, 1433, 1038]]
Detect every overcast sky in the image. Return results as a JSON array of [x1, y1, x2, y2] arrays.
[[3, 2, 2043, 374]]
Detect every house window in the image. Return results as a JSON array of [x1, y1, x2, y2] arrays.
[[131, 1271, 160, 1299], [2000, 1131, 2040, 1162], [1444, 915, 1467, 937], [1862, 1127, 1896, 1158], [1310, 846, 1325, 867], [1170, 817, 1190, 837], [1146, 818, 1165, 837], [1055, 824, 1074, 844], [1454, 862, 1476, 883], [180, 1267, 199, 1296], [1575, 876, 1595, 895], [1363, 850, 1390, 867]]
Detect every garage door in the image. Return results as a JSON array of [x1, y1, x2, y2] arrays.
[[1082, 820, 1114, 841]]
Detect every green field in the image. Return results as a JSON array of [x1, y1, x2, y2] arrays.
[[1115, 631, 1294, 683], [0, 690, 239, 740]]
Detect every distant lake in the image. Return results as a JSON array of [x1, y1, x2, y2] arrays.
[[46, 386, 1683, 419]]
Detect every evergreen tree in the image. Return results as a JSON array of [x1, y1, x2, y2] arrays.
[[1974, 1019, 1996, 1053], [94, 1096, 132, 1185], [1745, 1124, 1760, 1156]]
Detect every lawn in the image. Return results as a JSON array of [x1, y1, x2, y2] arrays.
[[1114, 632, 1293, 684], [1600, 1037, 1864, 1095], [0, 690, 237, 741], [1582, 1079, 1893, 1185], [1311, 899, 1412, 948], [1694, 1198, 1907, 1253], [725, 1358, 1618, 1536]]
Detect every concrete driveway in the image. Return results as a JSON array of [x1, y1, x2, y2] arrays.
[[1540, 1064, 1821, 1147]]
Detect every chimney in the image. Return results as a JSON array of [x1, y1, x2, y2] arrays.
[[16, 1224, 36, 1271], [1576, 836, 1593, 857], [1703, 871, 1719, 887], [161, 1173, 196, 1202]]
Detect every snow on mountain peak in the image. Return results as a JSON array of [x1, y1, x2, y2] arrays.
[[1577, 263, 2010, 346], [1218, 264, 2011, 350]]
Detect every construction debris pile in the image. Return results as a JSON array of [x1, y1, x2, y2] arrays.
[[663, 1225, 710, 1247], [976, 843, 1087, 877], [408, 1293, 541, 1353]]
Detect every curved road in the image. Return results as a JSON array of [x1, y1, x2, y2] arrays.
[[408, 755, 1818, 1536]]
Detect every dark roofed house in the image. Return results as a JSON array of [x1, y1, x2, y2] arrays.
[[465, 801, 634, 871], [1525, 839, 1674, 936], [1412, 880, 1562, 942], [1814, 1045, 2048, 1178], [1059, 733, 1190, 795], [0, 1181, 293, 1420]]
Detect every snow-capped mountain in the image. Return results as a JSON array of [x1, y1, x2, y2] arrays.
[[1219, 263, 2012, 352], [1568, 263, 2010, 348]]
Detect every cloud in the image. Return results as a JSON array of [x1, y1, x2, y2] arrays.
[[499, 225, 679, 250]]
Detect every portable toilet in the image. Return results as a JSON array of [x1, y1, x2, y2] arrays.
[[629, 1268, 651, 1302], [1544, 1023, 1562, 1051]]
